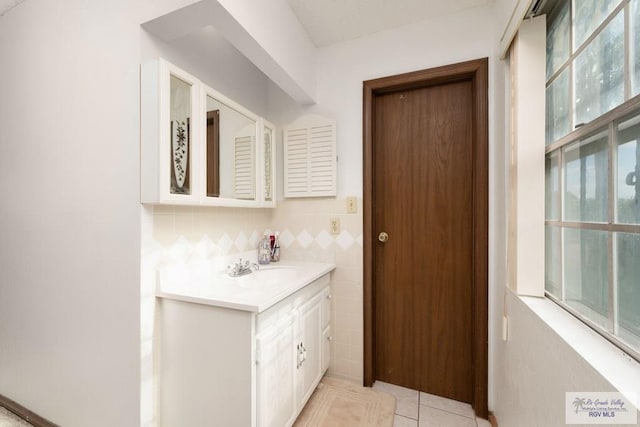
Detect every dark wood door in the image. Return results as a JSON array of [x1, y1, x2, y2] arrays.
[[373, 80, 474, 403]]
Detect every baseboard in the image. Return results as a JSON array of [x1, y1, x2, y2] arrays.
[[0, 393, 59, 427], [489, 411, 499, 427]]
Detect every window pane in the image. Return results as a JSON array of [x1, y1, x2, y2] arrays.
[[574, 11, 624, 126], [617, 233, 640, 348], [632, 0, 640, 97], [545, 226, 562, 297], [564, 130, 609, 222], [564, 228, 609, 330], [572, 0, 622, 50], [546, 68, 571, 144], [617, 114, 640, 224], [546, 152, 560, 220], [547, 1, 570, 79]]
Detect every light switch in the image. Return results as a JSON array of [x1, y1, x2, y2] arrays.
[[346, 197, 357, 213]]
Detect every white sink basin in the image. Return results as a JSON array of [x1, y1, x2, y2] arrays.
[[231, 265, 300, 289], [157, 259, 336, 312]]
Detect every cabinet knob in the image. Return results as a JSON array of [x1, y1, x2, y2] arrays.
[[326, 294, 332, 300], [326, 335, 333, 341]]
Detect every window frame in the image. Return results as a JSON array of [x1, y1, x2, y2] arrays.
[[545, 0, 640, 363], [545, 105, 640, 361]]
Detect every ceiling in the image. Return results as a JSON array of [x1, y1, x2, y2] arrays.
[[2, 1, 495, 45], [0, 0, 503, 52], [287, 0, 494, 47]]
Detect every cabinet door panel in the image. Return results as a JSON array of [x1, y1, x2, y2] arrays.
[[256, 315, 296, 427], [321, 287, 331, 329], [296, 295, 323, 408], [322, 325, 331, 374]]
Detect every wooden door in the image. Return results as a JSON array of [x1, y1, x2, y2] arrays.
[[363, 59, 488, 415]]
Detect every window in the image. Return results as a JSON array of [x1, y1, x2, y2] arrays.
[[545, 0, 640, 360]]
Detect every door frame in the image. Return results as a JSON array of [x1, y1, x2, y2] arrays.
[[362, 58, 489, 418]]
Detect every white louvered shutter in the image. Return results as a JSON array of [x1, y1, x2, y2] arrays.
[[233, 125, 255, 199], [284, 116, 336, 198]]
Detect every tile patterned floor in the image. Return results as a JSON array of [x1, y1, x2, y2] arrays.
[[372, 381, 491, 427], [0, 407, 33, 427]]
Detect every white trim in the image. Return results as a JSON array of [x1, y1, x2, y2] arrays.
[[499, 0, 535, 59], [511, 16, 546, 296], [262, 120, 277, 208]]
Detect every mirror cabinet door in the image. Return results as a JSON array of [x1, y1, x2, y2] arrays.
[[206, 108, 220, 197], [264, 124, 275, 204], [205, 95, 257, 201], [169, 74, 193, 195]]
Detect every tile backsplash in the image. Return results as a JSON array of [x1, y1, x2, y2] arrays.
[[271, 199, 364, 383], [151, 205, 273, 253], [141, 198, 364, 424]]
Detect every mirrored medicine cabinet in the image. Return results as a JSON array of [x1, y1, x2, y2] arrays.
[[141, 58, 276, 208]]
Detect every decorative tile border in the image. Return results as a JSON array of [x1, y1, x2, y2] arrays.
[[151, 228, 363, 263]]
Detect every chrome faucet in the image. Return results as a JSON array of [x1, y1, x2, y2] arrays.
[[227, 259, 259, 277]]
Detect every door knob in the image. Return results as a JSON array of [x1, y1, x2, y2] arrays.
[[378, 232, 389, 242]]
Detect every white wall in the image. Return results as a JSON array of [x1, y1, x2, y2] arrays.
[[269, 2, 503, 196], [493, 292, 639, 426], [0, 0, 201, 426]]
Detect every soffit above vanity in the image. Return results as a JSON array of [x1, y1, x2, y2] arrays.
[[141, 0, 316, 105]]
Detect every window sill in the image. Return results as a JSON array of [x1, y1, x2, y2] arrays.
[[518, 294, 640, 409]]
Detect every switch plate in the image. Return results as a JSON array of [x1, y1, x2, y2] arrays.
[[329, 218, 340, 235], [346, 197, 357, 213]]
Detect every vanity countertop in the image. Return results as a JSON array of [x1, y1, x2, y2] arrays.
[[156, 260, 336, 313]]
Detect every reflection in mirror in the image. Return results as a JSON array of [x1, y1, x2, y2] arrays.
[[170, 75, 192, 194], [264, 126, 273, 201], [206, 95, 256, 200], [206, 110, 220, 197]]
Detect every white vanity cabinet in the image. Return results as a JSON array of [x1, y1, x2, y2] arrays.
[[158, 273, 331, 427]]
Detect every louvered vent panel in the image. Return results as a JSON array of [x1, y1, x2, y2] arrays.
[[234, 135, 255, 199], [285, 127, 309, 195], [309, 124, 335, 193], [284, 116, 336, 198]]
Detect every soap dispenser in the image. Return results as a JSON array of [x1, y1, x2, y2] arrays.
[[257, 233, 271, 265]]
